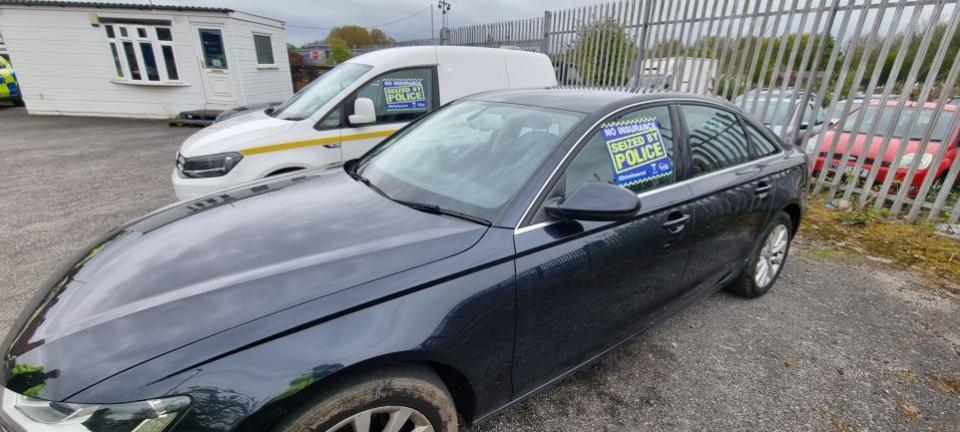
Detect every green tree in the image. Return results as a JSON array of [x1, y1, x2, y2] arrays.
[[325, 38, 352, 65], [326, 25, 372, 46], [369, 28, 394, 45], [569, 19, 633, 86]]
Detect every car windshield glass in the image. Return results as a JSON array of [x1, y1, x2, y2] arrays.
[[271, 63, 372, 120], [358, 101, 584, 222], [840, 106, 954, 141]]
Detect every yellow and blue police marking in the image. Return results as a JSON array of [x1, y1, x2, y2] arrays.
[[0, 68, 19, 99], [600, 117, 673, 187]]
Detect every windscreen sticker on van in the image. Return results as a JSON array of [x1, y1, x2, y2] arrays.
[[600, 117, 673, 187], [383, 78, 428, 112]]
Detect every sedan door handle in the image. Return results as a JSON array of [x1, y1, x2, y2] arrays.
[[662, 213, 690, 234], [755, 182, 773, 194]]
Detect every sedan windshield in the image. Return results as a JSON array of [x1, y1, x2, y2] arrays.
[[271, 63, 372, 120], [840, 106, 955, 141], [358, 101, 584, 222]]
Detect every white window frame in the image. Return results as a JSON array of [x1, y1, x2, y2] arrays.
[[104, 23, 182, 85], [252, 32, 276, 67]]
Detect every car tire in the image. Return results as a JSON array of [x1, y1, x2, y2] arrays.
[[726, 211, 793, 298], [275, 365, 459, 432]]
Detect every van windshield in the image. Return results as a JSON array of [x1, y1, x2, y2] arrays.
[[271, 63, 372, 121]]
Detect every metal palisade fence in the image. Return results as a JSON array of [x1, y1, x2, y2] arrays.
[[414, 0, 960, 223]]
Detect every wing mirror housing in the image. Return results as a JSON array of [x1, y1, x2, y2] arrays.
[[348, 97, 377, 125], [545, 182, 640, 221]]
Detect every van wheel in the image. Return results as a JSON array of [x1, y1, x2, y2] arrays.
[[12, 96, 25, 107], [727, 212, 793, 298], [275, 365, 458, 432]]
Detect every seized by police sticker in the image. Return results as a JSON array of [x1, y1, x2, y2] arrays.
[[600, 117, 673, 187], [382, 78, 428, 112]]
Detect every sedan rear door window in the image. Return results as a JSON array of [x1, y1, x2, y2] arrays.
[[680, 105, 751, 175]]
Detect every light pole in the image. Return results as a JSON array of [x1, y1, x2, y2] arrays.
[[437, 0, 451, 44]]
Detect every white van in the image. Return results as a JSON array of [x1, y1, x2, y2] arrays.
[[172, 46, 558, 200]]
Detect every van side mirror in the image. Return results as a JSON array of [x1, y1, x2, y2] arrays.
[[544, 182, 640, 221], [348, 98, 377, 125]]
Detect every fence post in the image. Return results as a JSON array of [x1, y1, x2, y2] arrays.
[[542, 11, 553, 54], [632, 0, 654, 90]]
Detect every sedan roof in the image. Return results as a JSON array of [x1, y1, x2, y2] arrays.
[[466, 88, 731, 114], [866, 100, 959, 111]]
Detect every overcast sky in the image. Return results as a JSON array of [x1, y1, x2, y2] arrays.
[[151, 0, 600, 45], [77, 0, 955, 46]]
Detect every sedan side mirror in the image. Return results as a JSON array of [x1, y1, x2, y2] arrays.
[[545, 182, 640, 221], [798, 121, 810, 130], [348, 98, 377, 125]]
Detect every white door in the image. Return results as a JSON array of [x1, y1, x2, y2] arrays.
[[194, 25, 235, 105]]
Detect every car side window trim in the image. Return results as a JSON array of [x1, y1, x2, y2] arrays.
[[515, 98, 732, 232], [515, 151, 787, 235], [515, 98, 688, 230], [676, 101, 785, 168], [515, 99, 787, 233], [343, 65, 440, 128]]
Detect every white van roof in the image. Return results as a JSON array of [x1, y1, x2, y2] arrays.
[[346, 46, 557, 104], [346, 45, 550, 70]]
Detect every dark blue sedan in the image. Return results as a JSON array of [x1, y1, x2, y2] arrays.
[[0, 89, 805, 432]]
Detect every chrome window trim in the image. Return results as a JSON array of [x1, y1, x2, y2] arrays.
[[513, 153, 785, 235], [513, 97, 785, 234]]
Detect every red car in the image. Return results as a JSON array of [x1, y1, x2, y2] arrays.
[[808, 101, 959, 188]]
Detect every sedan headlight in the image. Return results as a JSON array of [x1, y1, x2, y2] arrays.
[[2, 387, 190, 431], [899, 152, 933, 169], [176, 151, 243, 178]]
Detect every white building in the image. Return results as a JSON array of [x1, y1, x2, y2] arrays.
[[0, 27, 8, 58], [0, 1, 294, 118]]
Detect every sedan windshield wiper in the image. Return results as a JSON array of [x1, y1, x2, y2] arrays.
[[392, 199, 492, 227], [347, 162, 390, 199], [347, 163, 491, 227]]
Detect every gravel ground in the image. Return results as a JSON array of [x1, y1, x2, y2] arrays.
[[1, 105, 958, 431]]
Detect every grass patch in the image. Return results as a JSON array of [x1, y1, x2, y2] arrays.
[[925, 373, 960, 397], [830, 415, 858, 432], [896, 369, 917, 385], [801, 197, 960, 294]]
